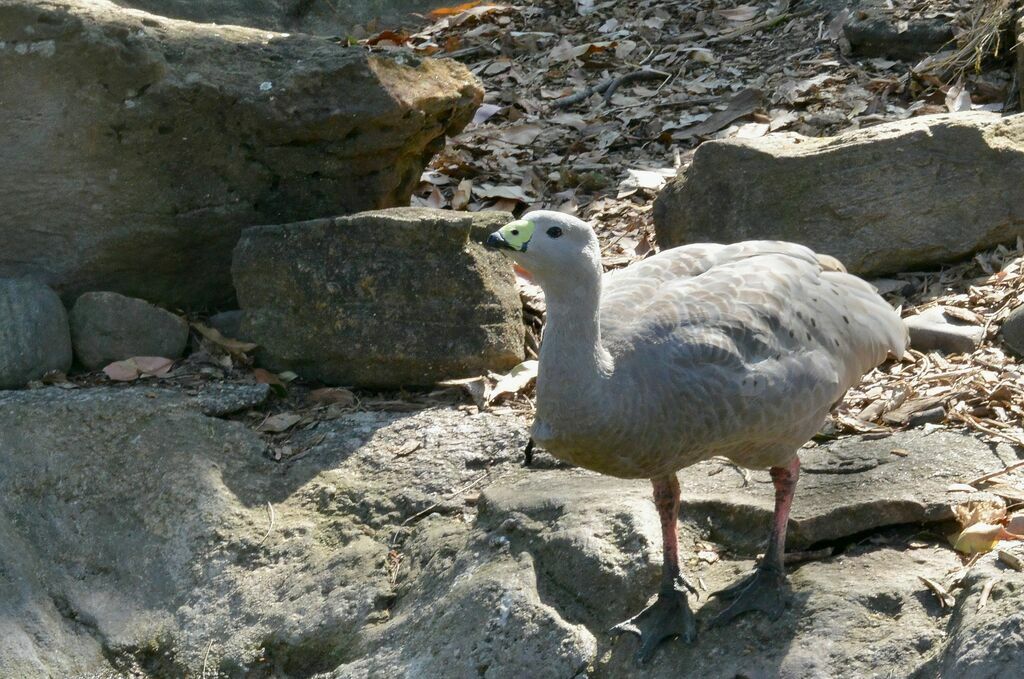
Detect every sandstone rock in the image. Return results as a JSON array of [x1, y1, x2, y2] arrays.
[[1000, 305, 1024, 357], [844, 7, 954, 59], [479, 471, 965, 677], [921, 551, 1024, 679], [69, 291, 189, 369], [111, 0, 453, 36], [339, 519, 598, 678], [233, 208, 525, 388], [2, 385, 1020, 677], [654, 112, 1024, 276], [0, 279, 72, 389], [0, 0, 482, 308], [0, 388, 536, 677], [206, 310, 246, 341], [906, 306, 985, 355], [494, 428, 1023, 555]]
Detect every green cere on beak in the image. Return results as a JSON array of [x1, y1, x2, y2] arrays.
[[499, 219, 535, 252]]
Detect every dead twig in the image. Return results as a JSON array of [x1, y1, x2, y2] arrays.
[[707, 9, 813, 45], [552, 69, 671, 109], [201, 639, 214, 678], [256, 501, 276, 547], [965, 459, 1024, 486]]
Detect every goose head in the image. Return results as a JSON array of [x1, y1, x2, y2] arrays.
[[485, 211, 602, 289]]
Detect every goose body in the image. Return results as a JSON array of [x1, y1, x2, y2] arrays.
[[532, 239, 907, 478], [485, 211, 908, 660]]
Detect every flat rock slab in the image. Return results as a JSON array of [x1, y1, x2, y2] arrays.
[[233, 207, 525, 387], [478, 471, 969, 678], [654, 112, 1024, 276], [0, 278, 72, 388], [905, 306, 985, 355], [0, 0, 482, 308], [486, 429, 1024, 554]]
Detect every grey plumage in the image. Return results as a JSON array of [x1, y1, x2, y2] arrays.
[[495, 212, 908, 479]]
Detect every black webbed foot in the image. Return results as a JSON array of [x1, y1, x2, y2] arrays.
[[611, 579, 697, 664], [710, 564, 788, 625]]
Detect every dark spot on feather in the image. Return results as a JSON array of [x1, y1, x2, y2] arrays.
[[807, 332, 812, 340], [811, 318, 817, 327], [843, 315, 849, 324], [788, 330, 794, 338]]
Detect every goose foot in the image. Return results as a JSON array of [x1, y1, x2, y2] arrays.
[[610, 580, 696, 664], [710, 564, 787, 625]]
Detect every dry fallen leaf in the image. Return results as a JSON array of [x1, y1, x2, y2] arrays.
[[257, 413, 301, 433], [489, 360, 539, 403], [102, 356, 174, 382], [193, 322, 258, 355], [394, 440, 422, 457], [309, 387, 357, 407], [953, 522, 1015, 554], [918, 575, 955, 607]]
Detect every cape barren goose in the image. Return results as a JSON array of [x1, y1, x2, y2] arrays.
[[486, 211, 907, 661]]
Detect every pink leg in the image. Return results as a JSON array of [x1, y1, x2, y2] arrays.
[[764, 457, 800, 571], [611, 473, 696, 662], [652, 475, 682, 589], [711, 456, 800, 624]]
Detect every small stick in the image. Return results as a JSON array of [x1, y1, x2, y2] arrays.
[[600, 69, 672, 103], [552, 69, 670, 109], [256, 502, 275, 547], [201, 639, 214, 678], [965, 459, 1024, 486], [707, 9, 813, 45], [978, 576, 999, 610]]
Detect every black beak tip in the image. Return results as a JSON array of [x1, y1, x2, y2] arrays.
[[485, 232, 509, 250]]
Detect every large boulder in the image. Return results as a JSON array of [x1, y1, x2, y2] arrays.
[[110, 0, 454, 35], [1, 384, 1021, 677], [0, 279, 72, 389], [232, 208, 525, 388], [654, 112, 1024, 275], [0, 0, 482, 308]]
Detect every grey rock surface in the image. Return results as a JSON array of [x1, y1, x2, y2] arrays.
[[0, 0, 482, 308], [233, 208, 525, 388], [207, 310, 246, 341], [923, 550, 1024, 679], [843, 8, 954, 59], [111, 0, 454, 35], [654, 112, 1024, 276], [488, 428, 1023, 554], [69, 291, 189, 369], [2, 385, 1020, 678], [906, 306, 985, 355], [0, 278, 72, 389], [1000, 305, 1024, 357]]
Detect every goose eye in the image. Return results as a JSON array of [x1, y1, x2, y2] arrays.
[[547, 226, 563, 238], [510, 229, 519, 236]]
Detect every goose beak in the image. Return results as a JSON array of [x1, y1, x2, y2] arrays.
[[486, 219, 536, 252], [486, 231, 514, 251]]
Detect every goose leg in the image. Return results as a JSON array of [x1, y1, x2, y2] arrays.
[[611, 474, 697, 663], [711, 456, 800, 624]]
